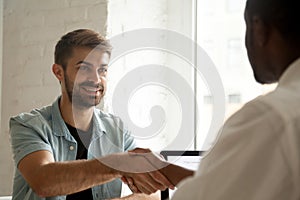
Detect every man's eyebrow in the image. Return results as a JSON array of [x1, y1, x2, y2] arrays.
[[76, 61, 108, 67], [76, 61, 93, 66], [100, 64, 108, 67]]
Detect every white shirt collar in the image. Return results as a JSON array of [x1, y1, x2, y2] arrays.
[[278, 57, 300, 87]]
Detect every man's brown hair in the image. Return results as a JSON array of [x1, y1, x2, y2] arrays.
[[54, 29, 112, 70]]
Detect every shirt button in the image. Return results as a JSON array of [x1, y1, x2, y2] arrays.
[[69, 145, 74, 151]]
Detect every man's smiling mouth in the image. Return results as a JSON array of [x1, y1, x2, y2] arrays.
[[81, 86, 104, 95]]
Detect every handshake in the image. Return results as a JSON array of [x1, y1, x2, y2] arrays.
[[98, 148, 194, 195]]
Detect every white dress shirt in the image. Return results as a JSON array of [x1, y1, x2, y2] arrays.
[[172, 58, 300, 200]]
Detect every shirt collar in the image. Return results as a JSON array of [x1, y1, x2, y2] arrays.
[[278, 57, 300, 87], [92, 108, 107, 137], [52, 96, 107, 137], [52, 96, 69, 136]]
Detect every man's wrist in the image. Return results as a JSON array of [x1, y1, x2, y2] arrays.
[[92, 157, 122, 179]]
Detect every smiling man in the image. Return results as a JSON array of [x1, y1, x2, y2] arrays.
[[9, 29, 172, 200]]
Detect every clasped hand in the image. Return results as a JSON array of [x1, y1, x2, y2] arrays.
[[99, 148, 174, 195]]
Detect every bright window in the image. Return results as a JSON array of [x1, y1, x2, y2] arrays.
[[106, 0, 276, 151]]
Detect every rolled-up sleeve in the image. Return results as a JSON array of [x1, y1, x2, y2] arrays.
[[124, 129, 136, 151], [10, 117, 53, 167]]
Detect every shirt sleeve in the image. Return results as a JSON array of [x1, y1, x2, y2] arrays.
[[172, 99, 293, 200], [10, 117, 53, 167], [124, 129, 137, 151]]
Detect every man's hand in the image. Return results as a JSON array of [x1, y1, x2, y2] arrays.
[[98, 148, 174, 195], [121, 170, 171, 195], [121, 148, 195, 191], [121, 148, 175, 194], [121, 176, 140, 193]]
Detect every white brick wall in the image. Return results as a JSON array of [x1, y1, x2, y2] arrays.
[[0, 0, 108, 195]]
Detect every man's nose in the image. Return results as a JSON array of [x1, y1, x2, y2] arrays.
[[88, 69, 102, 83]]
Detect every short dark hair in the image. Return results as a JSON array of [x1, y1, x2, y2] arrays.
[[246, 0, 300, 44], [54, 29, 112, 70]]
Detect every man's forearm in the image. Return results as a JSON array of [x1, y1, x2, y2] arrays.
[[160, 164, 194, 186], [31, 159, 120, 197]]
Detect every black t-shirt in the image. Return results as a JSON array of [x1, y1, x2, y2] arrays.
[[66, 123, 93, 200]]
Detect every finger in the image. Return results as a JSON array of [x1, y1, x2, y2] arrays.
[[126, 177, 134, 185], [135, 181, 155, 195], [128, 183, 140, 193], [134, 170, 173, 191], [121, 176, 128, 184], [133, 173, 158, 194], [145, 172, 168, 191], [125, 176, 141, 193], [149, 170, 175, 190]]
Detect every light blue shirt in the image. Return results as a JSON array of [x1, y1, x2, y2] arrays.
[[10, 97, 136, 200]]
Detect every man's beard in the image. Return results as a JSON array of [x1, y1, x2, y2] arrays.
[[64, 74, 103, 108]]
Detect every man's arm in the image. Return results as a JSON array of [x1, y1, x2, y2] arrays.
[[160, 164, 194, 186], [18, 150, 120, 197], [18, 150, 173, 197]]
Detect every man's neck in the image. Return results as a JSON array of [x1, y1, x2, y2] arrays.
[[59, 96, 94, 132]]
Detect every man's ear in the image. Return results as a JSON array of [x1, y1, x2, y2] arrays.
[[52, 64, 64, 81], [252, 15, 269, 47]]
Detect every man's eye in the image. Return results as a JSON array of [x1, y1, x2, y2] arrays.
[[79, 65, 89, 70], [99, 68, 108, 74]]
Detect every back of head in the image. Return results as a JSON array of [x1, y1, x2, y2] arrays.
[[246, 0, 300, 45], [54, 29, 112, 69]]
